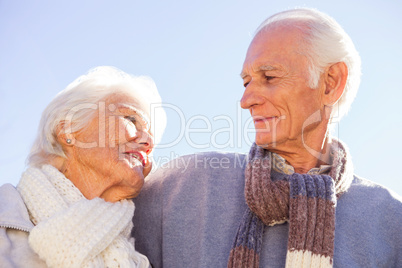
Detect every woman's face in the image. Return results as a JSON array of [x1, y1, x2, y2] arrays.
[[64, 93, 154, 202]]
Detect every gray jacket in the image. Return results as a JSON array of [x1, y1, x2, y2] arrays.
[[133, 152, 402, 268], [0, 183, 47, 267]]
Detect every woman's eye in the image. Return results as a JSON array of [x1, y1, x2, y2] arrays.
[[124, 114, 150, 131], [124, 116, 137, 124]]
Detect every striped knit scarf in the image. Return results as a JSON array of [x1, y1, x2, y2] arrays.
[[228, 139, 353, 267]]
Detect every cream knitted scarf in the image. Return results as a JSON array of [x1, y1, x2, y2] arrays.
[[228, 139, 353, 267], [17, 164, 150, 268]]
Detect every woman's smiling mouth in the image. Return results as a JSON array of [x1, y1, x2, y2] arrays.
[[124, 151, 146, 166]]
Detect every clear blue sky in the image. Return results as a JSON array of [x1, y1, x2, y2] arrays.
[[1, 0, 401, 196]]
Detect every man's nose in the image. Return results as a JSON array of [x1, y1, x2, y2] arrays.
[[240, 81, 264, 109]]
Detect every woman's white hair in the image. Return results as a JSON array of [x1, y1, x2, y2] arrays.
[[28, 66, 166, 167], [255, 8, 361, 120]]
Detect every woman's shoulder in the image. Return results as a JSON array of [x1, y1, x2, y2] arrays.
[[0, 183, 34, 231], [0, 185, 48, 267]]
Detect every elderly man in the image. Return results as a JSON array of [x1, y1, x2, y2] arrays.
[[133, 8, 401, 267]]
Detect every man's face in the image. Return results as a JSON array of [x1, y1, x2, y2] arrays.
[[240, 24, 324, 149]]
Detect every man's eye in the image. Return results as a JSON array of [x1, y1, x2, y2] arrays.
[[265, 76, 275, 81]]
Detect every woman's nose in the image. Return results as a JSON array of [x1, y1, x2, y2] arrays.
[[135, 131, 154, 154], [133, 130, 154, 153], [122, 120, 154, 153]]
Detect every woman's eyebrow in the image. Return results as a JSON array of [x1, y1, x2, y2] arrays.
[[114, 103, 138, 112], [114, 103, 150, 125]]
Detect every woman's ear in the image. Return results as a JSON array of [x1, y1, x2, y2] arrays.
[[56, 121, 75, 147], [322, 61, 348, 106]]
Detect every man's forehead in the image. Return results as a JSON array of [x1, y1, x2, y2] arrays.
[[256, 21, 307, 38], [240, 65, 280, 79], [240, 25, 307, 78], [251, 23, 306, 52]]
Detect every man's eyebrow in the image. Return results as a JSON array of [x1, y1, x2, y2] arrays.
[[240, 71, 248, 79], [240, 65, 278, 79], [259, 65, 278, 71]]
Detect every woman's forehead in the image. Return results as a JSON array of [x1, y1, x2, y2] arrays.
[[115, 103, 148, 117], [107, 94, 149, 113]]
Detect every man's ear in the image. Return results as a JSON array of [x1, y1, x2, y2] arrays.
[[322, 61, 348, 106]]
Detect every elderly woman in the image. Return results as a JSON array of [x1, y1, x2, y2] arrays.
[[0, 66, 166, 267]]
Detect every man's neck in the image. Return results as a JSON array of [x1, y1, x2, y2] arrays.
[[278, 147, 330, 174], [268, 129, 331, 174]]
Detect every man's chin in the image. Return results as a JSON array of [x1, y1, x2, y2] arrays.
[[255, 137, 280, 149]]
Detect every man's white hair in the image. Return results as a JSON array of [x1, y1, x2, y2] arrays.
[[255, 8, 361, 120], [28, 66, 166, 167]]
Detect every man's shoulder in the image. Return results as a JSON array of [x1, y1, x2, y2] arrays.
[[335, 175, 402, 264], [147, 151, 247, 183], [157, 151, 247, 169], [137, 151, 248, 203], [340, 175, 402, 218], [350, 175, 401, 203]]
